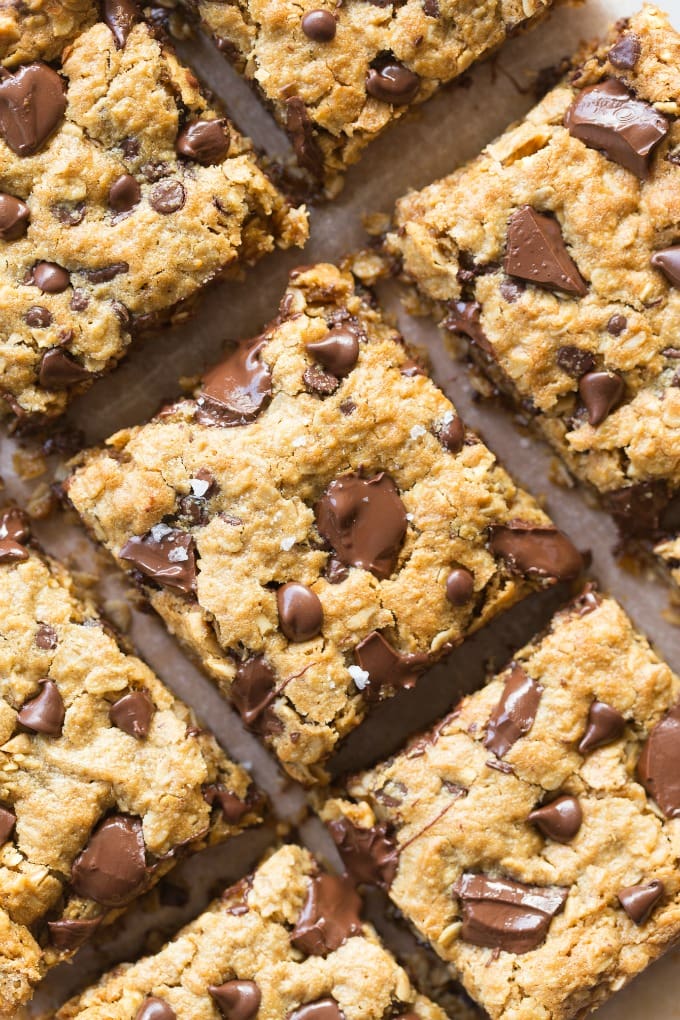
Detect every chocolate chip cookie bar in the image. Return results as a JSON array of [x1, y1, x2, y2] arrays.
[[386, 5, 680, 580], [0, 7, 307, 421], [183, 0, 554, 197], [56, 843, 447, 1020], [65, 261, 582, 786], [321, 587, 680, 1020], [0, 506, 262, 1017]]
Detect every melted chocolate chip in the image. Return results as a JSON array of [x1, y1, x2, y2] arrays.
[[286, 97, 324, 180], [505, 206, 587, 295], [445, 567, 474, 606], [103, 0, 141, 47], [528, 795, 582, 843], [71, 815, 146, 905], [18, 680, 65, 735], [327, 816, 398, 889], [489, 522, 582, 581], [52, 200, 85, 226], [81, 262, 129, 283], [578, 371, 624, 425], [302, 9, 337, 41], [70, 289, 89, 312], [277, 582, 323, 642], [438, 414, 465, 452], [35, 623, 57, 649], [325, 556, 349, 583], [453, 873, 567, 954], [354, 630, 427, 702], [30, 261, 70, 293], [24, 306, 52, 328], [0, 806, 16, 844], [315, 473, 407, 580], [109, 690, 155, 739], [196, 339, 272, 426], [0, 193, 29, 240], [650, 246, 680, 288], [556, 346, 595, 378], [485, 665, 542, 758], [366, 61, 420, 104], [291, 871, 362, 956], [637, 704, 680, 817], [176, 119, 230, 165], [618, 880, 663, 925], [565, 79, 668, 178], [444, 300, 492, 353], [289, 1000, 344, 1020], [120, 528, 197, 594], [0, 63, 66, 156], [606, 314, 628, 335], [47, 916, 102, 952], [203, 784, 250, 824], [209, 980, 261, 1020], [0, 506, 30, 567], [149, 179, 186, 214], [603, 480, 670, 538], [400, 359, 426, 377], [0, 519, 28, 562], [231, 655, 277, 730], [578, 700, 625, 754], [303, 365, 340, 395], [608, 32, 641, 69], [108, 174, 141, 212], [306, 326, 360, 377], [39, 349, 91, 389]]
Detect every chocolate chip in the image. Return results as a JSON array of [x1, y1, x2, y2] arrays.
[[71, 815, 146, 905], [608, 32, 641, 69], [70, 289, 89, 312], [444, 300, 492, 353], [24, 306, 52, 328], [438, 414, 465, 453], [109, 690, 155, 739], [102, 0, 141, 47], [47, 917, 102, 952], [618, 880, 663, 925], [306, 326, 360, 377], [196, 339, 272, 426], [277, 582, 323, 642], [30, 262, 70, 294], [606, 313, 627, 335], [303, 364, 340, 396], [325, 556, 348, 584], [528, 795, 582, 843], [302, 9, 337, 41], [354, 631, 427, 702], [0, 63, 66, 156], [489, 521, 582, 581], [231, 655, 277, 730], [18, 680, 65, 735], [505, 206, 587, 296], [203, 784, 249, 824], [289, 1000, 344, 1020], [176, 119, 230, 165], [327, 816, 398, 889], [209, 981, 261, 1020], [445, 567, 474, 606], [291, 871, 362, 955], [578, 371, 624, 425], [453, 873, 567, 954], [108, 174, 141, 213], [120, 527, 197, 594], [485, 665, 542, 758], [315, 473, 407, 580], [366, 61, 420, 104], [578, 700, 625, 754], [0, 193, 29, 240], [39, 349, 91, 389], [637, 703, 680, 817], [650, 246, 680, 288], [565, 79, 668, 178], [52, 201, 85, 226], [149, 179, 186, 214], [0, 806, 16, 843], [556, 345, 595, 378], [286, 97, 324, 180], [80, 262, 129, 283], [35, 623, 57, 649]]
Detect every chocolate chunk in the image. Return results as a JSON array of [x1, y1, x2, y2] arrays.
[[109, 690, 155, 739], [70, 289, 89, 312], [607, 313, 628, 335], [149, 180, 186, 214], [556, 345, 595, 378], [325, 556, 348, 584], [485, 665, 542, 758], [120, 527, 197, 594], [444, 300, 492, 353], [315, 473, 407, 580], [303, 365, 340, 396], [0, 193, 29, 240], [505, 207, 587, 296], [18, 680, 65, 735], [24, 306, 52, 328], [39, 349, 91, 389], [604, 480, 669, 538], [453, 873, 567, 954], [209, 980, 261, 1020], [651, 246, 680, 288], [176, 119, 230, 165], [291, 871, 362, 955], [81, 262, 129, 283], [499, 277, 525, 303], [203, 784, 249, 824], [47, 916, 102, 952], [306, 326, 360, 377], [608, 32, 641, 69], [489, 521, 582, 581], [52, 200, 85, 226], [445, 567, 474, 606], [354, 630, 427, 702], [289, 1000, 344, 1020], [302, 10, 337, 41], [286, 97, 324, 180], [35, 623, 57, 649], [423, 0, 440, 15], [102, 0, 141, 47], [327, 816, 398, 889], [578, 371, 624, 425], [618, 880, 663, 925], [0, 507, 30, 545], [30, 261, 70, 293], [0, 806, 16, 843], [108, 174, 141, 212], [578, 700, 625, 754], [0, 63, 66, 156], [637, 704, 680, 817], [438, 414, 465, 453], [528, 795, 582, 843], [71, 815, 146, 905], [366, 61, 420, 104], [565, 79, 668, 178], [277, 582, 323, 642], [196, 339, 272, 426], [231, 655, 276, 729]]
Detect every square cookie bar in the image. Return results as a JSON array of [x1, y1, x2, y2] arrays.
[[65, 262, 582, 785], [184, 0, 554, 196], [0, 506, 262, 1017], [321, 588, 680, 1020], [386, 5, 680, 580], [56, 843, 448, 1020], [0, 7, 307, 421]]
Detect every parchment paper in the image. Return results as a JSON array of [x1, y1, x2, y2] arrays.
[[2, 1, 679, 1014]]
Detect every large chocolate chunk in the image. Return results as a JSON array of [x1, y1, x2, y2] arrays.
[[453, 873, 568, 953], [196, 339, 272, 426], [71, 815, 147, 905], [353, 630, 427, 702], [327, 816, 398, 888], [102, 0, 141, 48], [231, 655, 277, 732], [489, 522, 582, 581], [637, 704, 680, 817], [120, 526, 197, 594], [485, 665, 542, 759], [0, 63, 66, 156], [291, 871, 362, 956], [505, 207, 587, 296]]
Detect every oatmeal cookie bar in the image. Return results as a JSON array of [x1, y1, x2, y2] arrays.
[[322, 588, 680, 1020], [386, 5, 680, 580], [0, 506, 262, 1017], [0, 7, 307, 421], [65, 262, 582, 785]]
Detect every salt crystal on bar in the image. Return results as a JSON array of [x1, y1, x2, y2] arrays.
[[348, 665, 370, 690]]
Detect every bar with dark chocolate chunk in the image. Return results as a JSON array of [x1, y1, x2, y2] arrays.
[[66, 262, 581, 785]]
